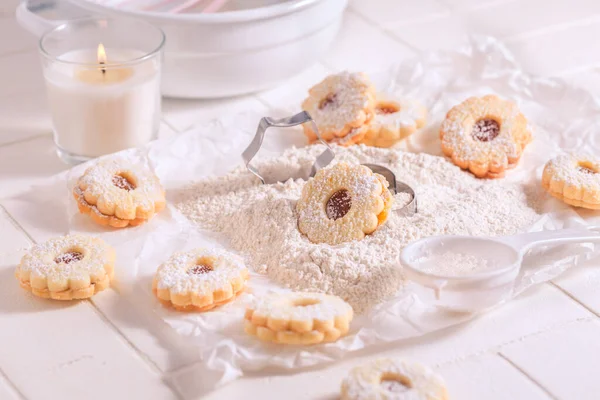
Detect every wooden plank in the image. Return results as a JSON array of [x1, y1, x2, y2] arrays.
[[437, 353, 552, 399], [321, 11, 417, 71], [0, 91, 52, 146], [0, 135, 68, 199], [175, 284, 590, 399], [500, 319, 600, 400], [0, 17, 37, 55], [257, 63, 332, 112], [506, 16, 600, 76], [162, 95, 267, 133], [350, 0, 449, 25], [0, 51, 44, 97], [0, 209, 178, 399], [0, 368, 23, 400], [553, 266, 600, 317]]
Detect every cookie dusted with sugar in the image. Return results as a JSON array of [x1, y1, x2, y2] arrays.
[[244, 292, 353, 345], [542, 153, 600, 209], [297, 162, 394, 245], [440, 94, 531, 179], [73, 158, 166, 228], [153, 248, 249, 311], [330, 124, 372, 147], [359, 96, 427, 148], [16, 234, 115, 300], [341, 358, 448, 400], [302, 72, 376, 143]]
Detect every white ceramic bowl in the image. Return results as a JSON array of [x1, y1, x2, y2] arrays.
[[18, 0, 347, 98]]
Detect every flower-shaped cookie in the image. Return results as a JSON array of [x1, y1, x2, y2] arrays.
[[341, 358, 448, 400], [440, 95, 531, 179], [153, 248, 249, 311], [297, 163, 394, 245], [542, 153, 600, 209], [244, 292, 353, 345], [360, 95, 428, 148], [302, 72, 376, 143], [74, 158, 166, 228], [16, 234, 115, 300]]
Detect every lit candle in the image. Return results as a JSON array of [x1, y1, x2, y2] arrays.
[[39, 18, 164, 164], [74, 44, 133, 84]]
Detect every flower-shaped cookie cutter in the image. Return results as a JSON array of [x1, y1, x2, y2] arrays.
[[242, 111, 335, 184], [362, 163, 418, 217]]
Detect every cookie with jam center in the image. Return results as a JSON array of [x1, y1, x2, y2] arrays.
[[73, 157, 166, 228], [296, 162, 394, 245], [153, 248, 249, 312], [16, 234, 115, 300], [440, 94, 531, 179], [301, 72, 376, 143], [542, 153, 600, 209]]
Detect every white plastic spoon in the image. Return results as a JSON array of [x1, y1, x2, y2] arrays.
[[400, 228, 600, 312]]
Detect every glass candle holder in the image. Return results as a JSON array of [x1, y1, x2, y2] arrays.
[[40, 18, 165, 164]]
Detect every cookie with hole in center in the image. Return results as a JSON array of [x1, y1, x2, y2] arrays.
[[244, 292, 353, 345], [73, 158, 166, 228], [440, 95, 531, 179], [153, 248, 249, 312], [16, 234, 115, 300], [542, 153, 600, 209], [297, 162, 394, 245], [301, 72, 376, 143], [359, 96, 427, 148], [341, 358, 449, 400]]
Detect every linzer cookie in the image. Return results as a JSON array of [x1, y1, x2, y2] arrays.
[[244, 292, 353, 345], [153, 248, 249, 311], [330, 124, 371, 147], [297, 162, 394, 245], [542, 153, 600, 209], [341, 358, 448, 400], [73, 158, 166, 228], [16, 234, 115, 300], [359, 96, 427, 148], [301, 72, 376, 144], [440, 95, 531, 179]]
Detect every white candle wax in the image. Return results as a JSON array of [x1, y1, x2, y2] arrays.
[[44, 48, 161, 159]]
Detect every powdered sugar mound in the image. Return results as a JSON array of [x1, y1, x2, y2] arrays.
[[394, 192, 413, 209], [175, 145, 542, 313], [415, 251, 497, 277]]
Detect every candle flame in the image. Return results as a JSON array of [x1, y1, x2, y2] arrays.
[[97, 43, 107, 64]]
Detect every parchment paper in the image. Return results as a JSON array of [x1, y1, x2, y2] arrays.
[[3, 37, 600, 398]]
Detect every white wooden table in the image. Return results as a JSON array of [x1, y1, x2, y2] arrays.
[[1, 1, 600, 399]]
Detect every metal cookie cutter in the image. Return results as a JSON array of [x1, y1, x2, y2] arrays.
[[362, 163, 418, 217], [242, 111, 335, 184]]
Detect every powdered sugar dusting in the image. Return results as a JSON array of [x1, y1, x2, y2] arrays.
[[249, 292, 352, 322], [373, 97, 426, 130], [175, 145, 542, 313], [415, 251, 497, 277], [77, 158, 164, 217], [18, 234, 112, 283], [545, 153, 600, 188], [472, 119, 500, 142], [330, 125, 368, 145], [341, 358, 447, 399], [395, 192, 414, 209], [297, 163, 390, 245], [302, 72, 374, 134], [54, 251, 84, 265], [112, 174, 135, 191], [326, 189, 352, 220], [155, 248, 247, 295], [440, 96, 527, 168]]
